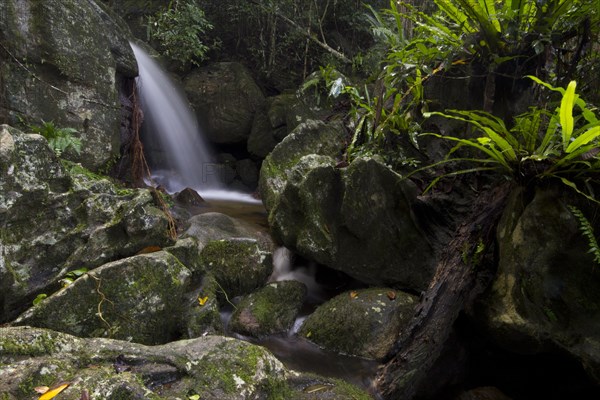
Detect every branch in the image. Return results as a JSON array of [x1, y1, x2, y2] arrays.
[[249, 0, 351, 64]]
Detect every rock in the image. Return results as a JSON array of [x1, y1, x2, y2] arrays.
[[229, 280, 307, 337], [0, 125, 175, 323], [184, 62, 265, 144], [480, 187, 600, 384], [174, 187, 206, 207], [236, 158, 260, 188], [247, 93, 317, 158], [0, 0, 137, 170], [200, 239, 273, 300], [184, 211, 274, 251], [0, 326, 372, 399], [259, 120, 436, 290], [299, 288, 417, 359], [13, 251, 190, 344], [183, 273, 224, 337], [260, 119, 346, 211]]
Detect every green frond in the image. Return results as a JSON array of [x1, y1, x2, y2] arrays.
[[568, 205, 600, 266]]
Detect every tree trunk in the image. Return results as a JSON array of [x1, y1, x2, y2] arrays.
[[375, 183, 512, 399]]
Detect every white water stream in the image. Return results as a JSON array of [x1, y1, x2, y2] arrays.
[[130, 42, 259, 203]]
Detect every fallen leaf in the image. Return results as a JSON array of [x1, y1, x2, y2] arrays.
[[197, 295, 209, 306], [136, 246, 162, 255], [387, 291, 396, 300], [38, 383, 69, 400], [350, 291, 358, 299]]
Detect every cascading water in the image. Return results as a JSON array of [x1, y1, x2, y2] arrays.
[[130, 42, 257, 202]]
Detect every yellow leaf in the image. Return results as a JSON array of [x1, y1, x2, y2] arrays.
[[350, 291, 358, 299], [197, 296, 209, 306], [38, 383, 69, 400]]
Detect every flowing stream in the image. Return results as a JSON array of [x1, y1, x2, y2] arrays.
[[130, 42, 379, 394]]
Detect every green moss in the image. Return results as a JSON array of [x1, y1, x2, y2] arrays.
[[0, 331, 59, 356], [194, 342, 269, 395]]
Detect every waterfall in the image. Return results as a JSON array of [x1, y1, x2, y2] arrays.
[[130, 43, 258, 202]]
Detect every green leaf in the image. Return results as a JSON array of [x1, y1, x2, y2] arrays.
[[560, 80, 577, 150], [566, 126, 600, 154]]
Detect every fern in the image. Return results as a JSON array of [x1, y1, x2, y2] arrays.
[[568, 205, 600, 267]]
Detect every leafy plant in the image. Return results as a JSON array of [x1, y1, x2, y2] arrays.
[[30, 120, 81, 156], [147, 0, 213, 67], [568, 205, 600, 266], [59, 268, 88, 287], [422, 77, 600, 198]]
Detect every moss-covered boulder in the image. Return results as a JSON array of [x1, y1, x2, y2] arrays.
[[480, 187, 600, 384], [229, 280, 307, 337], [0, 0, 136, 170], [183, 62, 265, 145], [299, 288, 417, 360], [0, 125, 175, 323], [0, 326, 372, 399], [13, 251, 190, 344], [259, 120, 436, 290], [200, 239, 273, 300]]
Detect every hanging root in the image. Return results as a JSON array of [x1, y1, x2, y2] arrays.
[[130, 81, 177, 240]]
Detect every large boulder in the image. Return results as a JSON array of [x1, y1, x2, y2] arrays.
[[183, 62, 265, 145], [0, 125, 174, 323], [13, 251, 190, 345], [299, 288, 417, 359], [0, 326, 372, 400], [259, 120, 437, 290], [0, 0, 137, 170], [479, 187, 600, 384]]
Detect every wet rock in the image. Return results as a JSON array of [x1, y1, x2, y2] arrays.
[[480, 187, 600, 384], [13, 251, 190, 345], [229, 280, 307, 337], [259, 119, 436, 290], [0, 126, 174, 323], [299, 288, 417, 359], [0, 0, 136, 170], [0, 326, 372, 400], [183, 62, 265, 145], [200, 239, 273, 300], [174, 187, 206, 207], [184, 211, 274, 252]]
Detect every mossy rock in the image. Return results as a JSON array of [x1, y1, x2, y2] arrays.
[[229, 280, 307, 337], [0, 326, 373, 399], [1, 126, 175, 324], [13, 251, 190, 345], [0, 0, 136, 170], [200, 239, 273, 300], [299, 288, 417, 360], [481, 187, 600, 384], [260, 123, 436, 290], [183, 273, 224, 338]]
